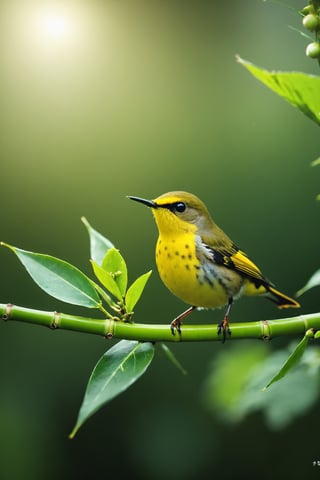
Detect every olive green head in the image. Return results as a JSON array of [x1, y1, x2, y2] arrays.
[[128, 191, 216, 235]]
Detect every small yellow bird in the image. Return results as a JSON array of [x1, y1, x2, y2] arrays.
[[129, 191, 300, 341]]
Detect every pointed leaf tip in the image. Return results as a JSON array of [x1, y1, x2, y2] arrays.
[[125, 270, 152, 313], [238, 57, 320, 126], [296, 269, 320, 297], [82, 217, 114, 265], [160, 343, 187, 375], [70, 340, 155, 436], [5, 245, 101, 308], [263, 335, 309, 389]]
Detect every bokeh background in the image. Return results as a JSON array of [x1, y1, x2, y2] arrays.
[[1, 0, 320, 478]]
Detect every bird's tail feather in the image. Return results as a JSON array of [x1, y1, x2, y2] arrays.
[[266, 286, 300, 309]]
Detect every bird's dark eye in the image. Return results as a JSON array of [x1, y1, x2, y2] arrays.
[[174, 202, 186, 213]]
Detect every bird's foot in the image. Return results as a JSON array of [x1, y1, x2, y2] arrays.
[[217, 316, 232, 343], [170, 306, 196, 336], [170, 317, 182, 336]]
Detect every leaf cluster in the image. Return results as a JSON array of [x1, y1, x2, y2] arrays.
[[1, 219, 153, 436], [2, 218, 151, 321], [203, 341, 320, 430]]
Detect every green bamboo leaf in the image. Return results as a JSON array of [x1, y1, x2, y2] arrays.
[[311, 157, 320, 167], [91, 260, 122, 300], [70, 340, 155, 438], [205, 344, 320, 430], [159, 343, 187, 375], [81, 217, 114, 266], [1, 243, 101, 308], [102, 248, 128, 297], [296, 269, 320, 297], [263, 335, 310, 390], [125, 270, 152, 313], [237, 56, 320, 126], [287, 25, 313, 42]]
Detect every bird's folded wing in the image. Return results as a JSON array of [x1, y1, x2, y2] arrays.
[[229, 250, 265, 280], [210, 244, 266, 283]]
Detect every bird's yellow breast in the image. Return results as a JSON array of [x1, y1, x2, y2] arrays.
[[152, 202, 244, 308], [155, 232, 232, 308]]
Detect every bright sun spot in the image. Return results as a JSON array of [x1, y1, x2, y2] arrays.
[[42, 13, 70, 38], [27, 7, 81, 51]]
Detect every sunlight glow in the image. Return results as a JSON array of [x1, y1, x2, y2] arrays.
[[42, 14, 69, 38]]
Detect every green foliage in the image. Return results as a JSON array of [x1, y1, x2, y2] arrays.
[[263, 331, 312, 389], [238, 10, 320, 305], [1, 244, 101, 308], [297, 269, 320, 297], [237, 57, 320, 126], [125, 271, 152, 313], [91, 254, 124, 302], [69, 340, 155, 438], [203, 343, 320, 430], [1, 220, 153, 436], [101, 248, 128, 297], [81, 216, 114, 265], [159, 343, 188, 375], [1, 222, 151, 322]]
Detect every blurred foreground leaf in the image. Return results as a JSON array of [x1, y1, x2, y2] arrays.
[[1, 243, 101, 308], [311, 157, 320, 167], [296, 269, 320, 297], [203, 343, 320, 430], [70, 340, 155, 438], [238, 56, 320, 126], [202, 344, 268, 422]]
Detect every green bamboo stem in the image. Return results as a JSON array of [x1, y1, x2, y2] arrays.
[[1, 303, 319, 342]]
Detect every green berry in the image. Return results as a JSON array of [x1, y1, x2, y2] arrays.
[[305, 328, 316, 339], [301, 5, 314, 16], [302, 13, 320, 31], [306, 41, 320, 58]]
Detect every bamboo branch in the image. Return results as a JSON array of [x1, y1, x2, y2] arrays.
[[1, 303, 319, 342]]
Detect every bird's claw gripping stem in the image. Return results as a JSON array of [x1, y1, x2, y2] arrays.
[[170, 306, 196, 336], [218, 316, 232, 343], [170, 318, 182, 336]]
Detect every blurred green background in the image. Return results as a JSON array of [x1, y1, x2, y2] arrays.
[[1, 0, 320, 478]]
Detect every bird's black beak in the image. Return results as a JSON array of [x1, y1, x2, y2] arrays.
[[127, 196, 157, 208]]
